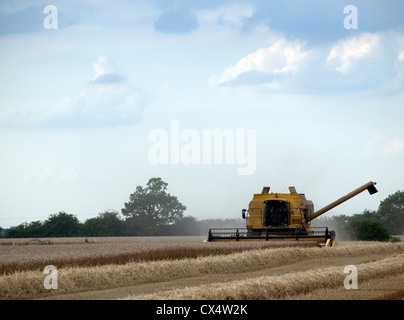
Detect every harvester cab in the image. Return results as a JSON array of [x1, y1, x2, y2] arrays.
[[207, 181, 378, 247]]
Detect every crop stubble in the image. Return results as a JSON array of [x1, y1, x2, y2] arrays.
[[0, 237, 403, 300], [0, 236, 310, 274]]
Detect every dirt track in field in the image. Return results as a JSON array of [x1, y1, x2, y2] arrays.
[[42, 253, 404, 300], [32, 240, 404, 300]]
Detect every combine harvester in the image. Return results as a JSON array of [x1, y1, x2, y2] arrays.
[[207, 181, 378, 247]]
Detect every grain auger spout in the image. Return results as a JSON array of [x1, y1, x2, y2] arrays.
[[308, 181, 378, 222], [207, 181, 378, 247]]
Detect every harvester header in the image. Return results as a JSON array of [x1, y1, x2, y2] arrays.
[[207, 181, 378, 247]]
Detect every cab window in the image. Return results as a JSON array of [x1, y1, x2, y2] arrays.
[[263, 200, 289, 227]]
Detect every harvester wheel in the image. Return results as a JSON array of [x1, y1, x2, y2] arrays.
[[330, 230, 336, 246]]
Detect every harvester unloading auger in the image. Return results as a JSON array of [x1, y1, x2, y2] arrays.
[[207, 181, 378, 247]]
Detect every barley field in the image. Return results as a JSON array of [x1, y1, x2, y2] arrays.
[[0, 236, 403, 300]]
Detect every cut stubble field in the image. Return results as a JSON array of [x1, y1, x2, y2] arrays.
[[0, 236, 403, 300]]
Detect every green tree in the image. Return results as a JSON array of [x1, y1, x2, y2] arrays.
[[121, 178, 186, 235], [24, 221, 46, 237], [359, 209, 380, 220], [43, 211, 82, 237], [5, 221, 46, 238], [83, 211, 124, 236], [377, 190, 404, 234], [5, 223, 26, 238], [347, 217, 390, 241], [169, 216, 200, 236]]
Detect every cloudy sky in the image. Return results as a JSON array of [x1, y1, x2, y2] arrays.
[[1, 0, 403, 228]]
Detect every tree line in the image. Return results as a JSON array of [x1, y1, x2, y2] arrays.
[[1, 178, 244, 238], [1, 178, 403, 240], [1, 211, 244, 238]]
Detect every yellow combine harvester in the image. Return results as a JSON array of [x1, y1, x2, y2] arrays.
[[207, 181, 378, 247]]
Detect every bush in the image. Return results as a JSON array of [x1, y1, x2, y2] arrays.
[[347, 217, 390, 241]]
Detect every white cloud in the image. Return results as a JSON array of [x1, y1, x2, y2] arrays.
[[92, 55, 123, 82], [54, 55, 148, 127], [0, 99, 51, 127], [396, 34, 404, 79], [398, 38, 404, 61], [327, 33, 380, 74], [0, 55, 149, 128], [196, 3, 255, 29], [212, 38, 313, 86], [53, 80, 146, 127], [383, 139, 404, 156], [212, 30, 404, 93], [364, 135, 382, 154], [365, 135, 404, 156], [24, 166, 81, 185]]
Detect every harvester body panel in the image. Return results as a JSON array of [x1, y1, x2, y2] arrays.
[[246, 190, 313, 230]]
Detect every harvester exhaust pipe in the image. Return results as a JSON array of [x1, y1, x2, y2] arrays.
[[309, 181, 378, 222]]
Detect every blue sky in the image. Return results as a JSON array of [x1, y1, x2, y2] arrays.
[[0, 0, 404, 228]]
